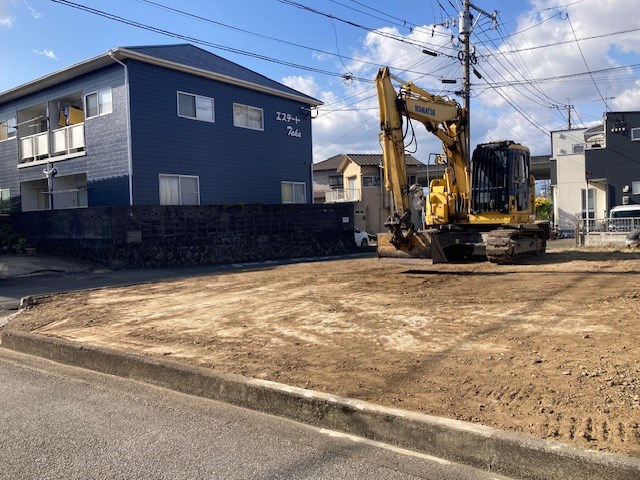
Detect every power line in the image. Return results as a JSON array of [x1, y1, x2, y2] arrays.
[[566, 13, 610, 111], [49, 0, 374, 82], [472, 22, 562, 110], [481, 24, 640, 58], [481, 63, 640, 89], [134, 0, 442, 81], [276, 0, 459, 57]]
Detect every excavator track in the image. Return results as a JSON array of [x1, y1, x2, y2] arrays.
[[485, 228, 546, 264]]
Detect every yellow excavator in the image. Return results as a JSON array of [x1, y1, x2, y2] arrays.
[[375, 67, 549, 264]]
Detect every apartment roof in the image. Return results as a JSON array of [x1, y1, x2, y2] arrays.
[[314, 153, 422, 172], [0, 43, 322, 106]]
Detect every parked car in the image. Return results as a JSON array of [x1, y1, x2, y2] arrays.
[[354, 227, 377, 248], [608, 205, 640, 232]]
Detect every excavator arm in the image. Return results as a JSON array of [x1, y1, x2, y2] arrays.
[[375, 67, 470, 231]]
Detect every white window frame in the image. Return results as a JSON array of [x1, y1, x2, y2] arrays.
[[632, 127, 640, 141], [84, 88, 112, 119], [281, 181, 306, 204], [159, 174, 201, 206], [581, 187, 595, 218], [233, 103, 264, 131], [177, 91, 215, 123], [0, 116, 17, 142]]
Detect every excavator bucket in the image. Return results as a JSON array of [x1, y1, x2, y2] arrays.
[[376, 229, 448, 264]]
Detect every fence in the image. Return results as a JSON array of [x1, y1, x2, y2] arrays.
[[14, 204, 357, 267], [578, 216, 639, 246]]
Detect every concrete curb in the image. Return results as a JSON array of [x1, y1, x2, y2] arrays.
[[3, 330, 639, 480]]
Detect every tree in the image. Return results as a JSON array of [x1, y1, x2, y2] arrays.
[[535, 197, 551, 220]]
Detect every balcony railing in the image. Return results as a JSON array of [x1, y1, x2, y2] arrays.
[[325, 188, 361, 203], [20, 132, 49, 161], [53, 123, 85, 155], [20, 123, 85, 163]]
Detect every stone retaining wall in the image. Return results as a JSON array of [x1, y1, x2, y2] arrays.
[[14, 204, 356, 267]]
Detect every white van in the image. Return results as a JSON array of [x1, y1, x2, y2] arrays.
[[609, 205, 640, 231]]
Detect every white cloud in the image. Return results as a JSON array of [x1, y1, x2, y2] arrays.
[[23, 0, 43, 19], [611, 80, 640, 111], [0, 0, 15, 27], [282, 75, 322, 99], [33, 49, 57, 60]]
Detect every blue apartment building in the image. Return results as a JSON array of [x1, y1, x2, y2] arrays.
[[0, 44, 321, 212]]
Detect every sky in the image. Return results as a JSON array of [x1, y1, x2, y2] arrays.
[[1, 0, 639, 164]]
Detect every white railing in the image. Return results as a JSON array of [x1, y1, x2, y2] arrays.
[[52, 123, 85, 155], [20, 132, 49, 161], [581, 217, 640, 233], [325, 188, 361, 203], [19, 124, 86, 163]]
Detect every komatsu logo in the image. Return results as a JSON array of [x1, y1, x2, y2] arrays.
[[415, 105, 436, 116]]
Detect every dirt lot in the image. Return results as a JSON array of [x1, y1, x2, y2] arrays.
[[4, 244, 640, 456]]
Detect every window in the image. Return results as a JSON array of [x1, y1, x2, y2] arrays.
[[0, 116, 16, 141], [362, 176, 381, 188], [631, 128, 640, 141], [0, 189, 10, 212], [581, 188, 595, 219], [572, 144, 585, 154], [159, 174, 200, 205], [328, 175, 343, 187], [633, 181, 640, 195], [233, 103, 263, 130], [178, 92, 214, 122], [85, 88, 112, 118], [281, 181, 306, 204], [407, 175, 417, 185]]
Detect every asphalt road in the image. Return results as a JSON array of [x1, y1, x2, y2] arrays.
[[0, 348, 512, 480]]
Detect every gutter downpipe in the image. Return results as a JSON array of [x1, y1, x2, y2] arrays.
[[109, 50, 134, 206]]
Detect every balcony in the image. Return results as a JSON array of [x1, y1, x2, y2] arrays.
[[20, 123, 85, 164], [20, 132, 49, 161], [325, 188, 361, 203]]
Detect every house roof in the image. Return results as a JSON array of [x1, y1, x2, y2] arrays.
[[0, 44, 322, 107], [313, 153, 422, 172]]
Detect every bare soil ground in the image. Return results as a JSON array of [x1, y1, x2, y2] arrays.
[[4, 244, 640, 456]]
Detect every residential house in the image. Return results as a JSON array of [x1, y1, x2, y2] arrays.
[[314, 153, 423, 234], [550, 111, 640, 232], [0, 44, 321, 213]]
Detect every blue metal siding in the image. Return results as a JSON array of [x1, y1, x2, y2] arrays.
[[127, 61, 313, 205], [0, 64, 130, 208], [0, 134, 19, 208], [586, 112, 640, 208]]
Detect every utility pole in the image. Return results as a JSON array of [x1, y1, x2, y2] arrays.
[[551, 102, 575, 130], [460, 0, 472, 163], [459, 2, 497, 163]]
